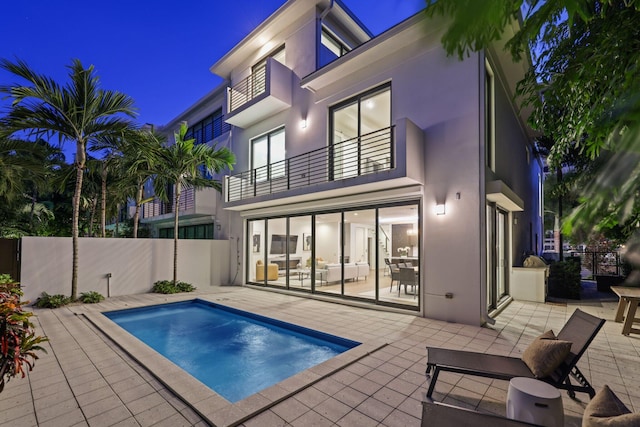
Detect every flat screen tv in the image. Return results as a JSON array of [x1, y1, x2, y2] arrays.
[[269, 234, 298, 255]]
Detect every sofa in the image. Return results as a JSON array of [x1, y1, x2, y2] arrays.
[[323, 262, 369, 283], [256, 259, 278, 281]]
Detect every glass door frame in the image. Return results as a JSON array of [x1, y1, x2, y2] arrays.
[[487, 202, 509, 311]]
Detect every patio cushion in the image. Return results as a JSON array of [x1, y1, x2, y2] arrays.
[[522, 330, 572, 378], [582, 385, 640, 427]]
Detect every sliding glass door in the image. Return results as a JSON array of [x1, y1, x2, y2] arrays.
[[487, 204, 508, 311], [246, 201, 420, 310]]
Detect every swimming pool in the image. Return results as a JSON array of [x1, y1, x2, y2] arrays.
[[105, 299, 360, 402]]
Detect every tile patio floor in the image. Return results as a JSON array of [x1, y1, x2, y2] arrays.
[[0, 285, 638, 426]]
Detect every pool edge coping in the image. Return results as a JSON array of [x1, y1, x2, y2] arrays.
[[80, 298, 388, 427]]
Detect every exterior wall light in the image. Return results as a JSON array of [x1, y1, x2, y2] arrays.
[[435, 204, 446, 215]]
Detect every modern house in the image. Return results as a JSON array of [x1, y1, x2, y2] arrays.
[[150, 0, 544, 326]]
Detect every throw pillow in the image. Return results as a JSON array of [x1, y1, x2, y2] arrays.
[[582, 385, 640, 427], [522, 330, 572, 378]]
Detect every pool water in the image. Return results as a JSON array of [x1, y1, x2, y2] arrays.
[[105, 299, 359, 402]]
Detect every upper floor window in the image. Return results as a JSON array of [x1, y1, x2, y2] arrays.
[[252, 127, 285, 182], [485, 59, 495, 171], [330, 84, 391, 179], [250, 46, 286, 98], [185, 108, 229, 145], [319, 27, 350, 68]]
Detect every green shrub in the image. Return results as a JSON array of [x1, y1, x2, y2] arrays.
[[0, 276, 48, 393], [152, 280, 196, 294], [176, 282, 196, 292], [34, 292, 71, 308], [79, 291, 104, 304], [548, 260, 582, 299]]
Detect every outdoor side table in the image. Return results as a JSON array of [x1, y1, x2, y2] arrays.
[[507, 377, 563, 427], [611, 286, 640, 336]]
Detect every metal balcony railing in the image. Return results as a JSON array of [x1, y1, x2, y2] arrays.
[[228, 64, 267, 113], [141, 187, 196, 219], [226, 126, 395, 202]]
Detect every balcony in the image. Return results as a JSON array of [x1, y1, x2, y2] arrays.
[[140, 187, 217, 223], [225, 58, 293, 128], [225, 126, 400, 204]]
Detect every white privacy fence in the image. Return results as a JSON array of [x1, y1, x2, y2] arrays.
[[20, 237, 230, 303]]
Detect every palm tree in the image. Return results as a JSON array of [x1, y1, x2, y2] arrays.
[[150, 122, 235, 284], [0, 138, 46, 202], [0, 58, 136, 299], [96, 128, 164, 238]]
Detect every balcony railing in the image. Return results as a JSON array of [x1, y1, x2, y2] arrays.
[[226, 126, 394, 202], [228, 64, 267, 113], [141, 187, 196, 219]]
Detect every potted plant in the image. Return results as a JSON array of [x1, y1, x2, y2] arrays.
[[397, 246, 411, 257]]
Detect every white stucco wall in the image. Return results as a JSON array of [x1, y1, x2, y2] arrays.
[[20, 237, 230, 303]]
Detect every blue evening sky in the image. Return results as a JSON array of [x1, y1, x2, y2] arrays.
[[1, 0, 424, 161]]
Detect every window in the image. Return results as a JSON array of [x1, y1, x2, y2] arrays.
[[185, 108, 229, 145], [252, 46, 285, 97], [246, 201, 420, 310], [485, 59, 495, 171], [159, 223, 214, 239], [319, 27, 350, 68], [252, 127, 285, 182], [330, 84, 391, 179]]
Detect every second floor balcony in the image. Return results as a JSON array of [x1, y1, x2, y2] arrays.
[[141, 187, 218, 223], [224, 119, 424, 210], [226, 126, 393, 204], [225, 58, 293, 128]]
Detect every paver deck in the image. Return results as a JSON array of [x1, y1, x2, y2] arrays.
[[1, 285, 638, 426]]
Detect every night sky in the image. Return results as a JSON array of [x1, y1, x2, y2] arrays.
[[1, 0, 424, 160]]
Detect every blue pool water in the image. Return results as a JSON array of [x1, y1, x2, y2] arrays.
[[105, 299, 359, 402]]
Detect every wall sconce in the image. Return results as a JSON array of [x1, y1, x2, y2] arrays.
[[435, 204, 446, 215], [300, 118, 307, 129]]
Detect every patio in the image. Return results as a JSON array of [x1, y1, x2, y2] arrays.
[[1, 285, 638, 426]]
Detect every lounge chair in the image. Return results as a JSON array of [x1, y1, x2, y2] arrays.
[[425, 308, 605, 400], [421, 400, 540, 426]]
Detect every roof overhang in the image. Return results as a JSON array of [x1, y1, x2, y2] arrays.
[[209, 0, 371, 79], [300, 12, 439, 95], [486, 180, 524, 212]]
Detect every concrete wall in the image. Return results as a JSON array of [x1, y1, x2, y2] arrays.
[[20, 237, 230, 303], [489, 52, 544, 262]]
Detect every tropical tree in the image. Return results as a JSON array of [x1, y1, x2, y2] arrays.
[[0, 138, 45, 202], [149, 122, 235, 284], [96, 128, 164, 238], [0, 58, 136, 299], [424, 0, 640, 237]]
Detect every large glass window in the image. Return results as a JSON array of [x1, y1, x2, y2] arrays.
[[246, 201, 419, 310], [252, 127, 285, 182], [185, 108, 228, 145], [378, 205, 419, 306], [330, 85, 391, 180], [343, 209, 375, 300], [252, 46, 285, 97], [266, 218, 288, 288]]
